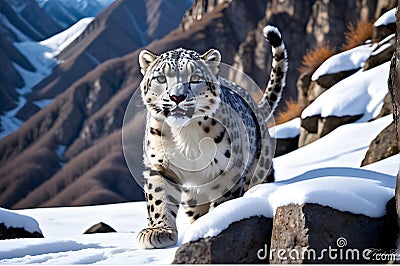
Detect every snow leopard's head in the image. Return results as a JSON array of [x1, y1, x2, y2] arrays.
[[139, 48, 221, 127]]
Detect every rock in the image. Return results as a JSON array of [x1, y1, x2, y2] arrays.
[[270, 202, 397, 264], [0, 223, 43, 240], [301, 81, 328, 108], [364, 35, 395, 71], [373, 23, 396, 43], [361, 121, 398, 166], [297, 71, 314, 108], [316, 69, 359, 88], [180, 0, 230, 31], [84, 222, 116, 234], [376, 92, 394, 119], [274, 136, 299, 157], [173, 216, 272, 264], [299, 114, 363, 147]]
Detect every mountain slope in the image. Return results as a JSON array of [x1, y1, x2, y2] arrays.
[[0, 0, 61, 116], [25, 0, 193, 109]]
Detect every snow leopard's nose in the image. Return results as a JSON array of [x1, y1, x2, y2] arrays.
[[170, 94, 186, 104]]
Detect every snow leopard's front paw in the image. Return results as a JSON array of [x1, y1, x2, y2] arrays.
[[137, 227, 178, 249]]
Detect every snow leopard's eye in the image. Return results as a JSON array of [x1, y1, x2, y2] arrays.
[[190, 74, 201, 83], [155, 75, 166, 84]]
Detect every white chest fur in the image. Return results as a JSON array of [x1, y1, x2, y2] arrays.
[[162, 121, 230, 186]]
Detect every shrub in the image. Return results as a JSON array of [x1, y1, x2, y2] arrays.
[[341, 20, 374, 51], [273, 99, 304, 126], [298, 45, 335, 74]]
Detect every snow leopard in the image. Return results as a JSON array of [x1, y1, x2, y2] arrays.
[[136, 25, 287, 249]]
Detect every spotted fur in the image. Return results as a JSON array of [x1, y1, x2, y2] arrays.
[[137, 25, 287, 249]]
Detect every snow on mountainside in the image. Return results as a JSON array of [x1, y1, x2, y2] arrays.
[[40, 17, 94, 57], [0, 18, 93, 138], [36, 0, 115, 29]]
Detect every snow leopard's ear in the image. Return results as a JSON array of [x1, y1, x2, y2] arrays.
[[139, 50, 157, 76], [201, 49, 221, 76]]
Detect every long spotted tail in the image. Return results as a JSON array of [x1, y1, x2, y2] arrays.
[[258, 25, 288, 119]]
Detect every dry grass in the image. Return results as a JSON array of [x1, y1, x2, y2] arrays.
[[272, 99, 304, 126], [298, 45, 335, 73], [341, 20, 374, 51]]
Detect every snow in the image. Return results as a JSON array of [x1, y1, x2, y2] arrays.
[[40, 17, 94, 57], [275, 115, 393, 180], [269, 117, 300, 139], [302, 61, 390, 120], [372, 42, 393, 56], [33, 99, 53, 109], [0, 95, 25, 139], [311, 44, 374, 81], [374, 8, 396, 27], [0, 208, 42, 234], [0, 17, 92, 138], [0, 41, 56, 138], [0, 203, 181, 264]]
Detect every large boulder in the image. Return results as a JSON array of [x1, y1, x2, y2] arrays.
[[270, 201, 397, 264], [361, 121, 398, 166], [173, 216, 272, 264], [299, 114, 363, 147]]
